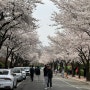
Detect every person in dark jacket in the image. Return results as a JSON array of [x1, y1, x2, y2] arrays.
[[43, 65, 48, 89], [35, 66, 40, 81], [47, 65, 53, 88], [30, 65, 34, 81]]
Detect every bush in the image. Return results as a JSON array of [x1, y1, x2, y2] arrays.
[[0, 62, 4, 68], [80, 69, 84, 76]]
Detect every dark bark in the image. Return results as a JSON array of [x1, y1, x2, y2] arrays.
[[5, 56, 8, 69], [65, 63, 68, 73], [0, 12, 4, 21], [9, 53, 14, 68], [71, 61, 75, 77], [0, 22, 19, 49], [0, 13, 22, 31], [5, 47, 13, 68], [14, 55, 19, 67], [64, 60, 71, 74], [0, 4, 22, 50], [77, 63, 81, 79], [86, 60, 90, 81]]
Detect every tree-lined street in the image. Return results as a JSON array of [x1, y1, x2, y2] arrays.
[[0, 0, 90, 90]]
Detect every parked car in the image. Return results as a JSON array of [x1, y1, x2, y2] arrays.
[[41, 67, 44, 70], [24, 67, 30, 76], [13, 68, 23, 81], [0, 69, 17, 90], [21, 68, 26, 79], [13, 67, 26, 80]]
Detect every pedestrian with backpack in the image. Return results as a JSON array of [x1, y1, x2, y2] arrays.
[[43, 65, 48, 89], [47, 65, 53, 88], [30, 65, 35, 81], [35, 66, 41, 81]]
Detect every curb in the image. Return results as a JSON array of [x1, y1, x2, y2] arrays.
[[68, 76, 90, 85]]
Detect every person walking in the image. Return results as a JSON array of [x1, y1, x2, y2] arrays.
[[43, 65, 48, 89], [35, 66, 41, 81], [47, 65, 53, 88], [55, 69, 58, 75], [30, 65, 35, 81], [61, 67, 64, 78]]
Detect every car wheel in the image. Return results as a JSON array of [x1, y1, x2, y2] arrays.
[[24, 76, 26, 80], [11, 83, 14, 90], [14, 81, 17, 88], [11, 88, 14, 90]]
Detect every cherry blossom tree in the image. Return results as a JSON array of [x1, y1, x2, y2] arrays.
[[0, 0, 42, 49], [48, 30, 90, 79], [50, 0, 90, 81], [0, 0, 42, 68], [51, 0, 90, 36]]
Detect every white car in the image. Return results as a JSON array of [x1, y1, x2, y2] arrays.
[[13, 67, 26, 80], [0, 69, 17, 90], [24, 67, 30, 76], [13, 68, 23, 81], [21, 68, 26, 79]]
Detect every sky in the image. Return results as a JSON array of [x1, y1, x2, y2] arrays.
[[33, 0, 58, 46]]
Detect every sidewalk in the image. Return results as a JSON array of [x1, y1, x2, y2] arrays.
[[68, 75, 90, 84], [55, 72, 90, 85], [68, 75, 86, 81]]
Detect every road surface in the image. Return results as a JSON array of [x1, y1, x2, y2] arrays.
[[15, 70, 90, 90]]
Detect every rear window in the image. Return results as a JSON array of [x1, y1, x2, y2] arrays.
[[25, 68, 29, 71], [0, 71, 9, 75], [21, 68, 24, 71], [13, 69, 20, 73]]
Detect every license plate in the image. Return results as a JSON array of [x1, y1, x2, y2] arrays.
[[0, 79, 4, 81]]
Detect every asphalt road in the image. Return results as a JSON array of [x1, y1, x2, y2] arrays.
[[15, 70, 90, 90]]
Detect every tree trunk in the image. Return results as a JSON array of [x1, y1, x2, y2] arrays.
[[10, 53, 14, 68], [71, 61, 75, 77], [65, 63, 68, 73], [5, 47, 13, 68], [0, 42, 3, 50], [5, 56, 8, 69], [78, 63, 81, 79], [86, 60, 90, 81], [14, 55, 19, 67]]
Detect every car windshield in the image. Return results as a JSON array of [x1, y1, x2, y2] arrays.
[[0, 70, 9, 75]]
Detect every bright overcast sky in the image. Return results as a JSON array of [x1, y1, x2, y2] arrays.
[[33, 0, 58, 46]]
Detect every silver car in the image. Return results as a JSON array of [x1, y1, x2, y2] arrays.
[[0, 69, 17, 90]]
